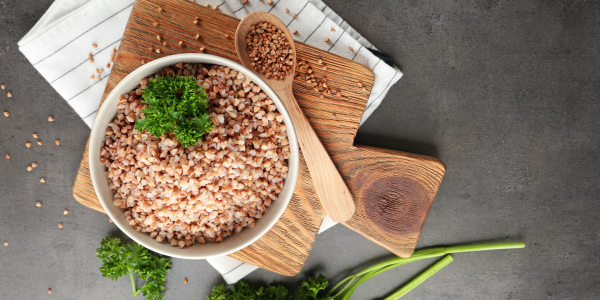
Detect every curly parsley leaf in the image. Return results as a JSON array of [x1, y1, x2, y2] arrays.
[[299, 274, 332, 300], [96, 237, 171, 300], [204, 282, 292, 300], [265, 285, 294, 300], [135, 75, 213, 148], [205, 284, 232, 300], [97, 237, 130, 281]]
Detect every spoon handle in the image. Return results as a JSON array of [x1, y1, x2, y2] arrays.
[[277, 87, 356, 223]]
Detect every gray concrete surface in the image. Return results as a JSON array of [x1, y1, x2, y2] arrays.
[[1, 0, 599, 299]]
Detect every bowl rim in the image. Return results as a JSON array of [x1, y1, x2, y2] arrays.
[[89, 53, 299, 259]]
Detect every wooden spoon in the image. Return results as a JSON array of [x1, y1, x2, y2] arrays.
[[235, 12, 355, 223]]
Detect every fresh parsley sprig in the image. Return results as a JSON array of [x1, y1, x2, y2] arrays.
[[299, 275, 333, 300], [96, 237, 171, 300], [205, 275, 330, 300], [206, 281, 294, 300], [135, 75, 213, 148]]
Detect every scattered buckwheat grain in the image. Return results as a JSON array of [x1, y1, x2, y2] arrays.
[[349, 47, 354, 51], [7, 92, 12, 98], [88, 53, 93, 58], [5, 154, 9, 159], [55, 140, 61, 145], [3, 241, 7, 246], [92, 44, 97, 48], [48, 116, 55, 122], [37, 141, 43, 146], [58, 223, 63, 228], [32, 163, 38, 168], [179, 41, 184, 46], [36, 202, 42, 207], [63, 209, 69, 215], [184, 278, 188, 284], [285, 8, 289, 13], [26, 142, 31, 148], [0, 84, 4, 89], [292, 13, 297, 18], [40, 178, 46, 183], [48, 288, 52, 294], [3, 112, 8, 117], [292, 29, 297, 35], [324, 37, 329, 42]]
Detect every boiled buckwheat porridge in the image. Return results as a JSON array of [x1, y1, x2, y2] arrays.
[[100, 63, 290, 248]]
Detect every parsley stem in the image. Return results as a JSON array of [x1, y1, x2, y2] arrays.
[[130, 271, 138, 297], [383, 255, 453, 300]]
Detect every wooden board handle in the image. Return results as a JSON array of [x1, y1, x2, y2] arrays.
[[277, 87, 356, 223]]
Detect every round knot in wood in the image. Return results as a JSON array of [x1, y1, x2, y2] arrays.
[[363, 177, 429, 235]]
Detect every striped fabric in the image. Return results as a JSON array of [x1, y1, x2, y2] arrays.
[[18, 0, 402, 283]]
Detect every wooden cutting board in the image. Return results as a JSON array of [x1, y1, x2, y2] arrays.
[[72, 0, 446, 276]]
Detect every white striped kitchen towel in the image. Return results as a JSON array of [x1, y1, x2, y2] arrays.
[[18, 0, 403, 283]]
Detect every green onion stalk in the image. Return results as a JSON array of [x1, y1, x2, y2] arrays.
[[327, 242, 526, 300]]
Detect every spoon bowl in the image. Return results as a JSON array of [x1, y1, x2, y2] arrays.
[[234, 11, 296, 93]]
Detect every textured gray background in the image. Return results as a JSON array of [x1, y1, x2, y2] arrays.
[[1, 0, 599, 299]]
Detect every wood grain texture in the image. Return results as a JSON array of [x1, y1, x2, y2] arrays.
[[341, 145, 445, 256], [72, 0, 445, 276], [234, 11, 355, 223]]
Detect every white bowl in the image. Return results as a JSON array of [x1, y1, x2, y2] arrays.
[[89, 54, 299, 259]]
